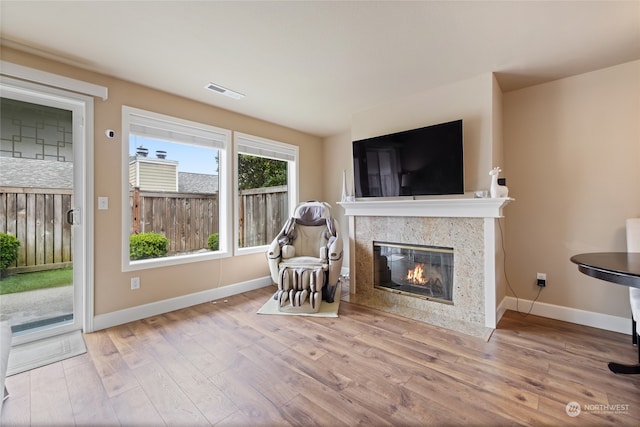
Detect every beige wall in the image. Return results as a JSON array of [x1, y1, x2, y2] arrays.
[[327, 63, 640, 325], [331, 73, 504, 301], [322, 131, 352, 267], [351, 72, 497, 193], [503, 60, 640, 317], [491, 75, 507, 304], [1, 47, 323, 316], [6, 44, 637, 327]]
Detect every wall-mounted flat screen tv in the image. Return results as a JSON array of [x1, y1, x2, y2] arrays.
[[352, 119, 464, 198]]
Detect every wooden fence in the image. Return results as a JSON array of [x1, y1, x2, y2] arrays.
[[0, 186, 287, 272], [131, 189, 219, 254], [239, 186, 287, 247], [0, 187, 73, 273], [133, 186, 288, 251]]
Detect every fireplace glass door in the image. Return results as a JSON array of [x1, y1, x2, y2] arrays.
[[373, 242, 454, 303]]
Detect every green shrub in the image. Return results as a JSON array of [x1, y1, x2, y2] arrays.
[[0, 232, 20, 275], [130, 232, 169, 260], [207, 233, 219, 251]]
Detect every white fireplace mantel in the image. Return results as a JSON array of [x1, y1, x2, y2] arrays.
[[339, 194, 514, 335], [338, 195, 513, 218]]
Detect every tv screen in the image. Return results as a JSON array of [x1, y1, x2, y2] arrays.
[[352, 120, 463, 198]]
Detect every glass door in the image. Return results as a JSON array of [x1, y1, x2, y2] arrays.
[[0, 84, 86, 343]]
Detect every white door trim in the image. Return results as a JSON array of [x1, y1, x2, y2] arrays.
[[0, 60, 108, 100], [0, 76, 96, 341]]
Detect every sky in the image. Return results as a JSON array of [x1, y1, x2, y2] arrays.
[[130, 135, 219, 175]]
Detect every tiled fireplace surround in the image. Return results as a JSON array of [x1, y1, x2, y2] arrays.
[[339, 197, 512, 338]]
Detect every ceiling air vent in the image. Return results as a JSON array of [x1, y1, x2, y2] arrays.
[[205, 82, 245, 100]]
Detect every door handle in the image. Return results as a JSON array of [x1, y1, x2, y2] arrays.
[[66, 208, 81, 225]]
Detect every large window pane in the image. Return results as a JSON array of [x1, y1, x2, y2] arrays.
[[122, 106, 230, 270], [128, 136, 220, 256], [235, 133, 298, 253], [237, 154, 288, 248]]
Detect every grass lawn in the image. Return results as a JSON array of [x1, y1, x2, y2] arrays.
[[0, 268, 73, 295]]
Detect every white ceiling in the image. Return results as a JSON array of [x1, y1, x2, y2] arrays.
[[1, 1, 639, 137]]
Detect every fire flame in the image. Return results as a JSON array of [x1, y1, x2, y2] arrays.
[[407, 263, 428, 285]]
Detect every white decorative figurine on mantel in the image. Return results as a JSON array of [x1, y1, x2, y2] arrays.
[[341, 170, 355, 202], [489, 167, 509, 198]]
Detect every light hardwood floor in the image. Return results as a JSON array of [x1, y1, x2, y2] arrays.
[[2, 285, 639, 426]]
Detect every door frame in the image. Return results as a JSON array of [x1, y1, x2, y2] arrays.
[[0, 76, 95, 344]]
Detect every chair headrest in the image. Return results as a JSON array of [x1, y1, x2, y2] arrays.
[[294, 201, 332, 226]]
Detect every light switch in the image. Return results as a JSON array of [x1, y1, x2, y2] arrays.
[[98, 196, 109, 210]]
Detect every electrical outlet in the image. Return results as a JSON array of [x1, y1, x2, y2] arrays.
[[536, 272, 546, 287], [131, 277, 140, 290]]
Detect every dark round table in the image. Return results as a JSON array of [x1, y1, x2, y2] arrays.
[[571, 252, 640, 374]]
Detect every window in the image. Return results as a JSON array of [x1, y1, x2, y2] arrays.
[[234, 132, 298, 255], [122, 106, 231, 271]]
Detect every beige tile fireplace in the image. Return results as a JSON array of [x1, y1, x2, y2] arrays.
[[339, 196, 512, 338]]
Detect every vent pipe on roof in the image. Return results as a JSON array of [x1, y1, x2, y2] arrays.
[[136, 146, 148, 157], [156, 150, 167, 159]]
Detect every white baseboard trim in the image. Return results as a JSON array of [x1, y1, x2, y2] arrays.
[[496, 296, 509, 325], [92, 276, 273, 332], [499, 296, 631, 335]]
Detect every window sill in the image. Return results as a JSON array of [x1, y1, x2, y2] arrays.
[[235, 245, 269, 257], [122, 249, 231, 272]]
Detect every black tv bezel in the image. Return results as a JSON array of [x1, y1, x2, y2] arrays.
[[352, 119, 464, 198]]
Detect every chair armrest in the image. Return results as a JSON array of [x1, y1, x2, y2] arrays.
[[266, 239, 282, 285], [0, 321, 12, 414], [327, 225, 343, 286], [328, 235, 343, 261], [267, 239, 281, 260]]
